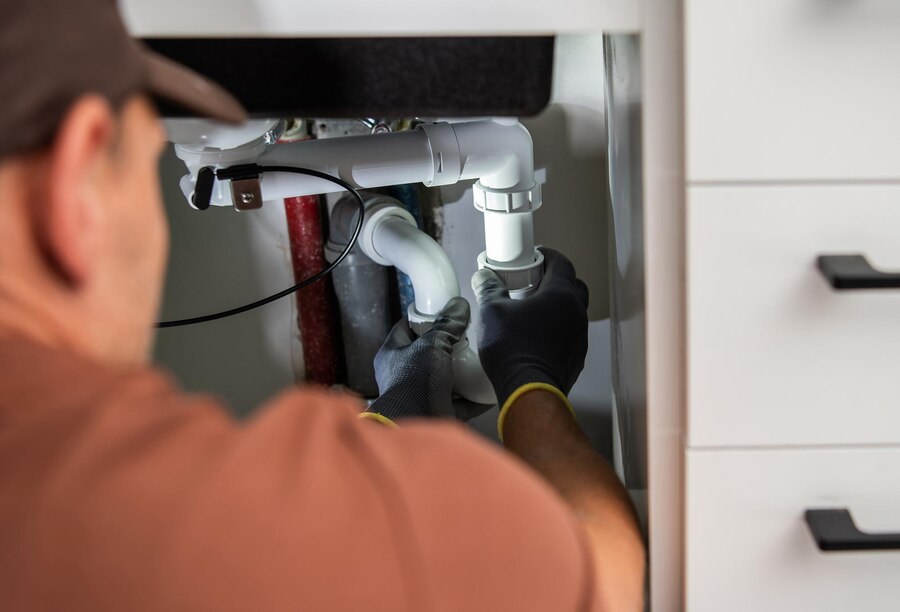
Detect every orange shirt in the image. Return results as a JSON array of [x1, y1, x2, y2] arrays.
[[0, 337, 598, 611]]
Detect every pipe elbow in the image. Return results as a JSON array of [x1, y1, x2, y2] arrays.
[[452, 120, 535, 191], [363, 205, 460, 316], [485, 122, 534, 191], [331, 196, 460, 316], [360, 203, 495, 405]]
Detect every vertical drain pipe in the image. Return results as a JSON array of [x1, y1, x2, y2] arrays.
[[450, 119, 544, 298], [280, 124, 340, 386], [284, 194, 341, 386], [326, 195, 392, 397]]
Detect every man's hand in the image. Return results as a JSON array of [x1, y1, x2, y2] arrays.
[[367, 297, 470, 421], [474, 249, 645, 610], [472, 248, 590, 408]]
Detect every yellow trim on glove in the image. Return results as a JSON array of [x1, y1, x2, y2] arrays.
[[497, 382, 577, 443], [358, 411, 400, 428]]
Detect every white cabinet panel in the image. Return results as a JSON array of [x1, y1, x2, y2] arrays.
[[120, 0, 641, 36], [686, 0, 900, 182], [688, 185, 900, 447], [686, 447, 900, 612]]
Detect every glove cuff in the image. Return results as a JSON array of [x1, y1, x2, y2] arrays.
[[497, 382, 577, 443], [358, 411, 400, 428]]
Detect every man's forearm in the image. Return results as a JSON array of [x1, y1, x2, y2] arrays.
[[502, 389, 646, 611]]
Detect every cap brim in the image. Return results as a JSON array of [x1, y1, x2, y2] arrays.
[[142, 50, 247, 124]]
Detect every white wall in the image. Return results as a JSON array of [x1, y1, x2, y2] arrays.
[[154, 151, 299, 417], [153, 34, 612, 451]]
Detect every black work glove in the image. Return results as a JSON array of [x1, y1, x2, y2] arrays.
[[366, 297, 470, 421], [471, 248, 589, 409]]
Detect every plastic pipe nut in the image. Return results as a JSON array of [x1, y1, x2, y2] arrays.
[[477, 248, 544, 297], [473, 180, 542, 214]]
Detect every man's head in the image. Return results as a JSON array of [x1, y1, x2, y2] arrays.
[[0, 94, 168, 362], [0, 0, 246, 364]]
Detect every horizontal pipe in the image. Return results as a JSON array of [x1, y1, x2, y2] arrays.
[[175, 120, 535, 205], [172, 119, 540, 289], [259, 130, 434, 199], [257, 121, 539, 287], [255, 125, 540, 296]]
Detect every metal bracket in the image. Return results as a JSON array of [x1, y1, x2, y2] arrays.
[[230, 177, 263, 211], [217, 163, 264, 211]]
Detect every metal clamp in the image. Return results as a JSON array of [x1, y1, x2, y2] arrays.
[[217, 164, 264, 211]]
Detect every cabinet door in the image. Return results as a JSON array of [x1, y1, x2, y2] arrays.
[[686, 0, 900, 182], [687, 184, 900, 447], [686, 447, 900, 611]]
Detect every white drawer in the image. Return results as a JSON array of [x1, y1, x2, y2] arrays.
[[686, 0, 900, 182], [687, 184, 900, 447], [686, 447, 900, 612]]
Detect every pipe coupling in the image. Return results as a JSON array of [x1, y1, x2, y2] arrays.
[[417, 122, 462, 187], [477, 249, 544, 298], [472, 180, 542, 214]]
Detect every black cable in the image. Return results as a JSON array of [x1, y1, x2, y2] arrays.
[[157, 164, 364, 329]]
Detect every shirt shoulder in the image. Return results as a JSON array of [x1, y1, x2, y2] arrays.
[[202, 393, 596, 612]]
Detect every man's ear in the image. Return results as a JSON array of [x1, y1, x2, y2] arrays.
[[37, 95, 116, 287]]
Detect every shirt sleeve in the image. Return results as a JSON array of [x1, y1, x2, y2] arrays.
[[148, 387, 597, 612]]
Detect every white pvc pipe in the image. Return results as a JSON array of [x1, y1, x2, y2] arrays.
[[355, 209, 494, 405], [450, 120, 538, 282], [260, 120, 539, 276], [258, 130, 434, 199], [483, 213, 535, 267], [368, 216, 459, 316], [452, 341, 498, 406], [170, 119, 543, 405], [173, 118, 539, 282], [452, 119, 535, 190]]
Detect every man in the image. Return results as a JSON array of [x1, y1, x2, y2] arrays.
[[0, 0, 644, 610]]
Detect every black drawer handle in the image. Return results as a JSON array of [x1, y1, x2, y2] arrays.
[[817, 254, 900, 289], [805, 508, 900, 551]]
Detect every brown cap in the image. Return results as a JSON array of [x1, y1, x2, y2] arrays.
[[0, 0, 247, 159]]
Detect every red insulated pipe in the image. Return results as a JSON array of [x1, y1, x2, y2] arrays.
[[284, 194, 340, 386]]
